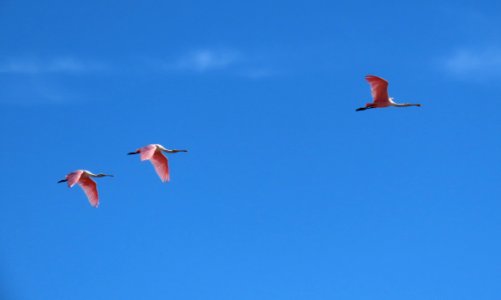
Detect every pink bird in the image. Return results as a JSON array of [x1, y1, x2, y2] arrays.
[[356, 75, 422, 111], [128, 144, 188, 182], [58, 170, 113, 207]]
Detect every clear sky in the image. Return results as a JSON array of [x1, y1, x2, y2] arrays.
[[1, 0, 500, 299]]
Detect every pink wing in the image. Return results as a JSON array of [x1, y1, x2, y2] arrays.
[[366, 75, 390, 104], [78, 176, 99, 207], [150, 150, 170, 182], [140, 144, 157, 161], [66, 170, 84, 188]]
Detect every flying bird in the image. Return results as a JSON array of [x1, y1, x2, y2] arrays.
[[356, 75, 422, 111], [128, 144, 188, 182], [58, 170, 113, 207]]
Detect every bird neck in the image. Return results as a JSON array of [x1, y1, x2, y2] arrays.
[[94, 174, 112, 178], [393, 103, 420, 107]]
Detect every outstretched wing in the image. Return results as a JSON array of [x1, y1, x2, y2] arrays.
[[66, 170, 84, 188], [366, 75, 390, 104], [150, 150, 170, 182], [140, 144, 157, 161], [78, 176, 99, 207]]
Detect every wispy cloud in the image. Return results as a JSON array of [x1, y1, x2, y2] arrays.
[[151, 47, 277, 79], [168, 49, 241, 72], [0, 57, 107, 74], [0, 57, 105, 106], [441, 48, 501, 80], [0, 48, 275, 106], [0, 76, 78, 106]]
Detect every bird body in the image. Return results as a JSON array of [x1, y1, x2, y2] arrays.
[[128, 144, 187, 182], [356, 75, 421, 111], [58, 170, 113, 207]]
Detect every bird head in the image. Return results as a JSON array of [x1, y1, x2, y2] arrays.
[[156, 144, 168, 151]]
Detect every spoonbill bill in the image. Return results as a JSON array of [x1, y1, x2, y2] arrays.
[[58, 170, 113, 207], [128, 144, 188, 182], [356, 75, 422, 111]]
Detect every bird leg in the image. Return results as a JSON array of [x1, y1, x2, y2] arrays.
[[355, 106, 374, 112]]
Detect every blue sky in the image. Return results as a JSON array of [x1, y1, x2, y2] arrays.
[[1, 0, 501, 299]]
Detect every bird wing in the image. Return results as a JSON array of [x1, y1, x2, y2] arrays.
[[366, 75, 390, 104], [140, 144, 157, 161], [78, 176, 99, 207], [150, 150, 170, 182], [66, 170, 84, 188]]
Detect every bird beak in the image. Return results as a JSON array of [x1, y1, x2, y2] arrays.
[[57, 179, 67, 183], [127, 151, 138, 155]]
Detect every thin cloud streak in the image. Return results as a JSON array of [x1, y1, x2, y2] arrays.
[[152, 48, 277, 79], [0, 49, 273, 77], [0, 57, 107, 74], [0, 49, 275, 106], [170, 49, 241, 72], [441, 48, 501, 79], [0, 57, 106, 106], [0, 77, 78, 106]]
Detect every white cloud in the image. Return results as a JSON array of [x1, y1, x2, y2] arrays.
[[0, 57, 104, 106], [0, 76, 78, 106], [171, 49, 241, 72], [0, 57, 106, 74], [154, 48, 277, 79], [0, 49, 275, 106], [441, 48, 501, 79]]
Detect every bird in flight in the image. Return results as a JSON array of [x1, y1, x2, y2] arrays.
[[128, 144, 188, 182], [58, 170, 113, 207], [356, 75, 422, 111]]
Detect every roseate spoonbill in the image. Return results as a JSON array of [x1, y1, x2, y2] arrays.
[[127, 144, 188, 182], [57, 170, 113, 207], [356, 75, 422, 111]]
